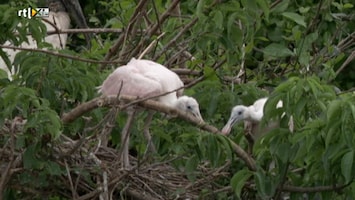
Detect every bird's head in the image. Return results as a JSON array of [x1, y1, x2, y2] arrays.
[[175, 96, 204, 122], [221, 105, 248, 135]]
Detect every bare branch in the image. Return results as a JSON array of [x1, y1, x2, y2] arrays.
[[0, 45, 120, 65], [101, 0, 149, 67], [282, 183, 351, 193], [335, 50, 355, 76], [46, 28, 124, 35], [153, 17, 198, 61]]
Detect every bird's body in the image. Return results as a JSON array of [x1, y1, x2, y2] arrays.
[[99, 58, 202, 120], [0, 0, 88, 79], [99, 58, 203, 168], [222, 97, 282, 139]]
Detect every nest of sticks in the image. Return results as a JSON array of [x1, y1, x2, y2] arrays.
[[0, 117, 232, 200]]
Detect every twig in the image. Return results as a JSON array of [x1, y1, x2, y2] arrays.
[[128, 0, 182, 58], [101, 0, 149, 67], [102, 171, 109, 200], [335, 50, 355, 76], [184, 160, 231, 190], [42, 17, 65, 48], [0, 45, 120, 64], [46, 28, 124, 35], [337, 32, 355, 52], [65, 160, 78, 199], [0, 117, 19, 195], [138, 32, 166, 59], [153, 17, 198, 61], [305, 0, 324, 34]]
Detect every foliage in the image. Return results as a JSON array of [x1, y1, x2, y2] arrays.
[[0, 0, 354, 199]]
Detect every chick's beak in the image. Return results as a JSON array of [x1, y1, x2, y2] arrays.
[[221, 117, 237, 135], [192, 109, 204, 123]]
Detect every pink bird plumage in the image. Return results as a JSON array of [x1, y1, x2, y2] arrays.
[[98, 58, 203, 169], [98, 58, 203, 121]]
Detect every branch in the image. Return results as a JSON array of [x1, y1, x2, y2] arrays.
[[61, 95, 256, 171], [335, 50, 355, 76], [61, 95, 217, 132], [153, 17, 198, 61], [0, 117, 21, 194], [0, 45, 120, 65], [282, 182, 351, 193], [0, 44, 200, 77], [208, 181, 352, 196], [46, 28, 124, 35]]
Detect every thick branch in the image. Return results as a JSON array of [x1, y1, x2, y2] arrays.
[[61, 95, 218, 132], [46, 28, 124, 35], [61, 95, 256, 171]]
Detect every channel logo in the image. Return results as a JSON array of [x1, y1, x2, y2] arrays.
[[18, 7, 49, 19]]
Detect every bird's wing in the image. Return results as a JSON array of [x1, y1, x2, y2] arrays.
[[246, 98, 267, 121], [252, 98, 268, 112], [99, 67, 163, 98], [129, 58, 184, 97]]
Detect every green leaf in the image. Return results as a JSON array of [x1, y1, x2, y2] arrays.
[[207, 134, 220, 167], [203, 66, 218, 80], [227, 12, 243, 46], [343, 3, 353, 9], [185, 155, 199, 181], [271, 0, 289, 13], [282, 12, 307, 27], [23, 144, 42, 169], [28, 19, 46, 47], [213, 10, 223, 29], [254, 171, 268, 197], [274, 77, 298, 93], [341, 150, 354, 183], [263, 43, 294, 58], [256, 0, 270, 20], [299, 6, 310, 13], [0, 49, 11, 71], [327, 100, 341, 122], [0, 67, 9, 79], [46, 161, 63, 176], [230, 169, 253, 198], [275, 143, 291, 163], [196, 0, 205, 19], [217, 134, 233, 159]]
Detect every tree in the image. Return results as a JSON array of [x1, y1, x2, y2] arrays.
[[0, 0, 354, 199]]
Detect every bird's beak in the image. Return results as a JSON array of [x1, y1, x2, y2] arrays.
[[60, 0, 92, 45], [192, 109, 204, 123], [221, 117, 238, 135]]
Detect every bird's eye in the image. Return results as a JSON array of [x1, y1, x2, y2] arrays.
[[187, 105, 192, 110], [238, 111, 243, 115]]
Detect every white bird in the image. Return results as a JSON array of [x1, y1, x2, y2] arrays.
[[221, 97, 283, 140], [0, 0, 90, 79], [98, 58, 204, 168]]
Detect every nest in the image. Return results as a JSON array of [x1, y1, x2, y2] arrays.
[[0, 118, 232, 200]]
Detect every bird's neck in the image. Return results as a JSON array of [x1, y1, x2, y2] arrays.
[[160, 94, 178, 108]]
